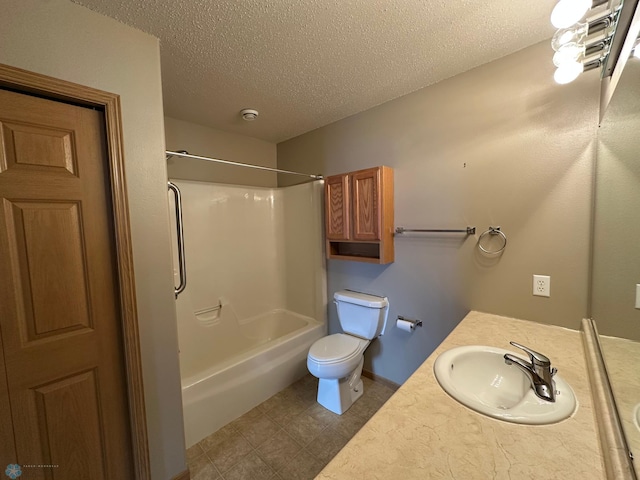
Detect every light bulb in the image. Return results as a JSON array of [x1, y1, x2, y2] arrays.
[[552, 23, 588, 51], [553, 42, 585, 66], [554, 61, 584, 84], [551, 0, 591, 28]]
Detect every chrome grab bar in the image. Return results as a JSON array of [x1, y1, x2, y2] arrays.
[[168, 181, 186, 298]]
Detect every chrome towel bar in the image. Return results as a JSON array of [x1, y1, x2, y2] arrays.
[[395, 226, 476, 235]]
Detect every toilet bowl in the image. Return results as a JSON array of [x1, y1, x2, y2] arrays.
[[307, 290, 389, 414]]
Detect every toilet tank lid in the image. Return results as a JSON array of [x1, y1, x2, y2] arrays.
[[334, 290, 388, 308]]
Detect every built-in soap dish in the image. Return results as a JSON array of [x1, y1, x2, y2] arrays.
[[195, 300, 223, 326]]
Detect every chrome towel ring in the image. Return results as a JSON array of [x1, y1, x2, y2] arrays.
[[478, 226, 507, 255]]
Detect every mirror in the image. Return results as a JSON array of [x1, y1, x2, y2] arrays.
[[592, 44, 640, 474]]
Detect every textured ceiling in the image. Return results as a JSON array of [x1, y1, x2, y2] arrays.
[[73, 0, 556, 143]]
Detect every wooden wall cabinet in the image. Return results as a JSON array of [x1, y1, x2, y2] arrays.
[[325, 166, 394, 264]]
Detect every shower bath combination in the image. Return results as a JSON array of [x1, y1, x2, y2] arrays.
[[166, 150, 327, 447]]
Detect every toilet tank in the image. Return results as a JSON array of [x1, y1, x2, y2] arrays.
[[334, 290, 389, 340]]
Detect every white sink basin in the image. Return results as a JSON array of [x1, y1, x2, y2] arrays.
[[433, 345, 577, 425]]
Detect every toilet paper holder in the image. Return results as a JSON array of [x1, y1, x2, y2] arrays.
[[397, 315, 423, 330]]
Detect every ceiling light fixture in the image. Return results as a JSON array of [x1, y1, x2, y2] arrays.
[[550, 0, 623, 84]]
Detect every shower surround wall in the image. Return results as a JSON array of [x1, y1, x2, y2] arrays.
[[171, 179, 326, 446]]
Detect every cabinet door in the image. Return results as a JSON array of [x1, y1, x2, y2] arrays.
[[325, 174, 350, 240], [352, 167, 380, 241]]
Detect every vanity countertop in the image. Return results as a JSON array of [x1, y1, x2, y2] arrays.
[[316, 311, 604, 479]]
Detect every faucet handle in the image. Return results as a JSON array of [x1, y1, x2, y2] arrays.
[[509, 341, 551, 366]]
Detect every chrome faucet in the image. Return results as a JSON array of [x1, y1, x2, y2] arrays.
[[504, 341, 557, 402]]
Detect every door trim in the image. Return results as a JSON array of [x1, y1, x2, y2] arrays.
[[0, 63, 151, 479]]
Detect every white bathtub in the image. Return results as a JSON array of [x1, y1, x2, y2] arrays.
[[181, 309, 326, 447], [172, 181, 327, 447]]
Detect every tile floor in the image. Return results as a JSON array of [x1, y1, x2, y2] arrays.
[[186, 374, 395, 480]]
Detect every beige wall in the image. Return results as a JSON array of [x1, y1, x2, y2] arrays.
[[0, 1, 186, 478], [592, 59, 640, 341], [278, 41, 600, 384], [165, 116, 277, 186]]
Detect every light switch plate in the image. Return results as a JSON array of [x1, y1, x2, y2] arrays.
[[533, 275, 550, 297], [636, 284, 640, 310]]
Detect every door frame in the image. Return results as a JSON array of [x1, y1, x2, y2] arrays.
[[0, 63, 151, 479]]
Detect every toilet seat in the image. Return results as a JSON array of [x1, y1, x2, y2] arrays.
[[307, 334, 370, 379]]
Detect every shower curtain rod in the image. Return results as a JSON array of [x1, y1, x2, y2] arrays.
[[166, 150, 324, 180]]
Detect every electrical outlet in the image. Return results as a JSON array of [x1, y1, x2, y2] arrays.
[[533, 275, 550, 297]]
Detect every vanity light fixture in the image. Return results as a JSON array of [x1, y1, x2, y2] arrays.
[[554, 58, 603, 84], [552, 23, 589, 51], [554, 61, 584, 84], [551, 0, 594, 28], [550, 0, 623, 84]]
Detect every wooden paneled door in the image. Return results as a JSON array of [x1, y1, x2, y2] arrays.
[[0, 67, 148, 479]]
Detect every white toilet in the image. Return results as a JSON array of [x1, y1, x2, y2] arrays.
[[307, 290, 389, 414]]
